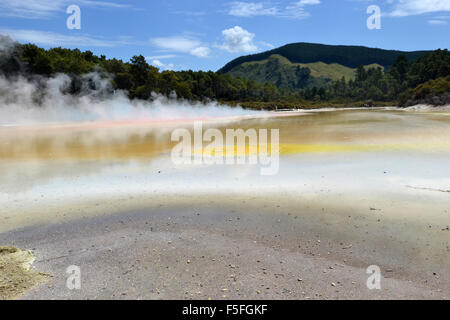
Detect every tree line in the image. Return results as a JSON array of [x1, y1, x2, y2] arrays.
[[0, 39, 448, 108], [325, 50, 450, 105]]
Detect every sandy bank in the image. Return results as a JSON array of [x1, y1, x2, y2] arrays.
[[0, 246, 48, 299], [0, 191, 448, 300]]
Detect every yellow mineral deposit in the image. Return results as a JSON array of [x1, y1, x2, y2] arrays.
[[0, 247, 48, 300]]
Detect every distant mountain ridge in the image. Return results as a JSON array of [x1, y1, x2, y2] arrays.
[[219, 42, 431, 73]]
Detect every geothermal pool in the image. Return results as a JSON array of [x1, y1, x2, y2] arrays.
[[1, 108, 450, 212], [0, 108, 449, 299]]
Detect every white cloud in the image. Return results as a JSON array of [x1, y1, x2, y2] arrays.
[[0, 0, 130, 19], [228, 2, 278, 17], [259, 41, 275, 49], [190, 46, 211, 58], [77, 0, 129, 8], [389, 0, 450, 17], [149, 59, 175, 70], [283, 1, 316, 19], [227, 0, 320, 19], [298, 0, 321, 4], [0, 28, 134, 47], [151, 36, 211, 58], [0, 0, 62, 18], [219, 26, 258, 53], [151, 36, 201, 52]]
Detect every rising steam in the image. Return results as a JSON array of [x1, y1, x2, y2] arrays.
[[0, 73, 260, 126]]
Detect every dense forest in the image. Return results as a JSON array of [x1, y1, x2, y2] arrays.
[[0, 36, 449, 109], [0, 39, 285, 106], [326, 50, 450, 106]]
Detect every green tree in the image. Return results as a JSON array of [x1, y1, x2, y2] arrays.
[[130, 55, 150, 87]]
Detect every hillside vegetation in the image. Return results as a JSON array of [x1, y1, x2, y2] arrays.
[[0, 35, 448, 109], [219, 42, 429, 73], [227, 54, 384, 90], [0, 36, 281, 103], [399, 76, 450, 106]]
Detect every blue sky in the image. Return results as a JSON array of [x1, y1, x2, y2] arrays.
[[0, 0, 449, 71]]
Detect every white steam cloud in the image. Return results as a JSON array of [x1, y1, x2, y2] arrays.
[[0, 35, 262, 126], [0, 72, 260, 126]]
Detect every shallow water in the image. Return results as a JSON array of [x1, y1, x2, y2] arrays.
[[0, 108, 449, 230]]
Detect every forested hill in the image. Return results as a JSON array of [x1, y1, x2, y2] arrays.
[[1, 35, 448, 109], [219, 42, 430, 73]]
